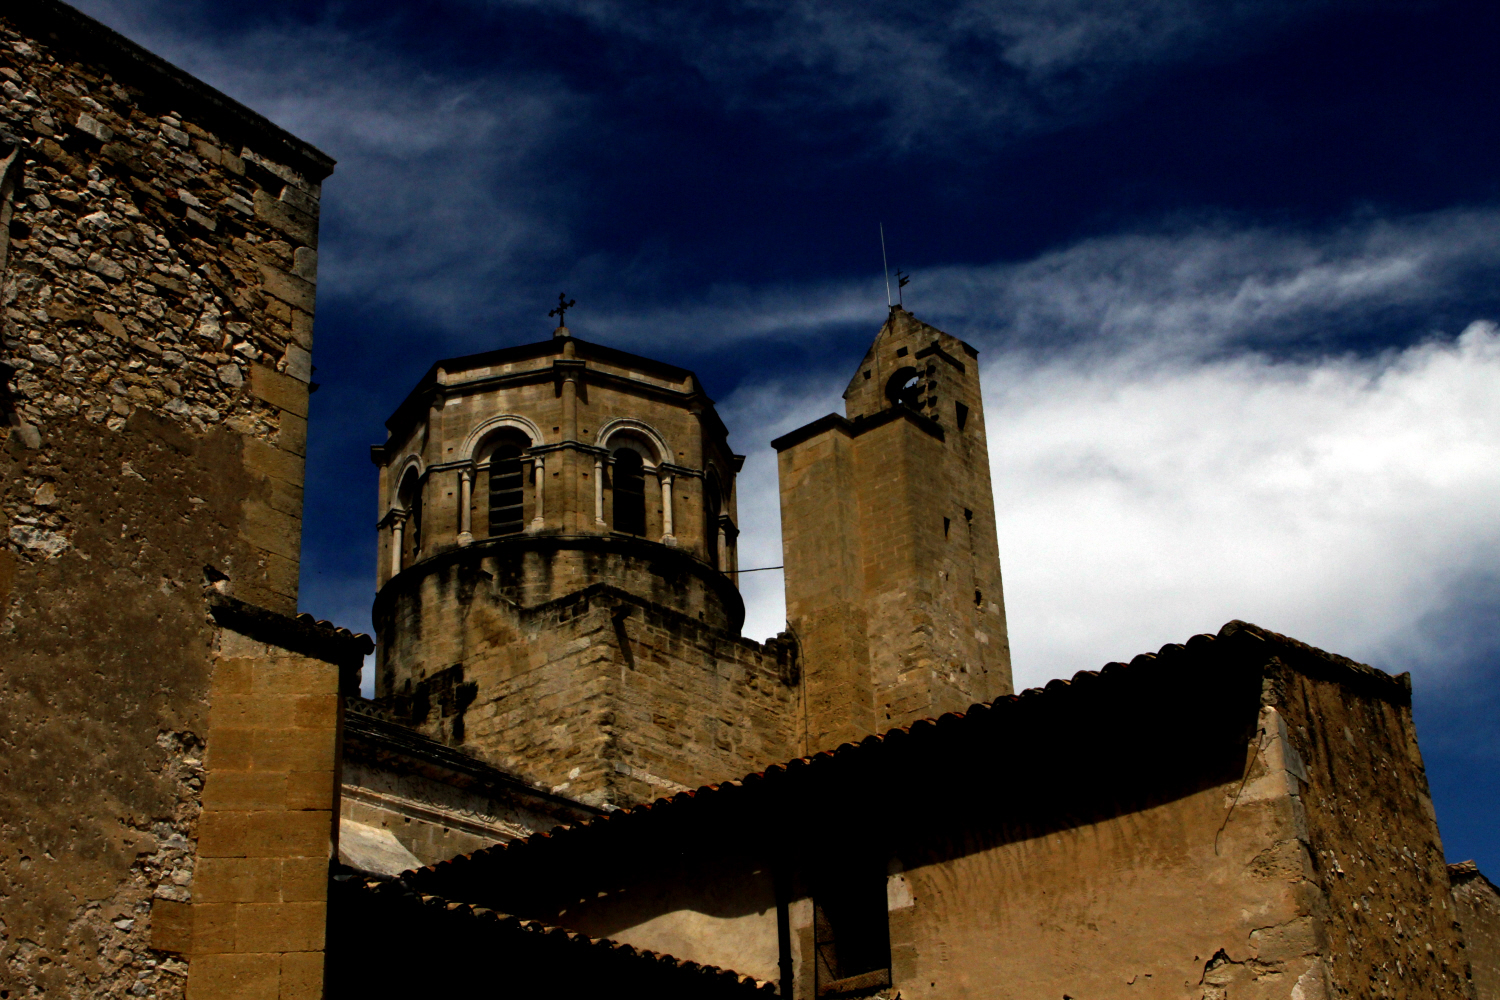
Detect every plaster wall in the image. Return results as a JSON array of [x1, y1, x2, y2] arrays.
[[562, 864, 783, 985]]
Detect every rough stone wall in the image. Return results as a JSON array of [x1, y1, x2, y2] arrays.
[[0, 7, 332, 997], [0, 10, 325, 614], [1266, 634, 1474, 998], [1450, 864, 1500, 1000], [376, 581, 798, 808]]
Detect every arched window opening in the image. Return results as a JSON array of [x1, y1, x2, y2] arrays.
[[612, 449, 646, 535], [704, 472, 722, 568], [398, 468, 423, 558], [488, 443, 526, 536], [885, 366, 923, 410]]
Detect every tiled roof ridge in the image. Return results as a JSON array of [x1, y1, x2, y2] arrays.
[[341, 872, 775, 992], [1220, 618, 1412, 703], [292, 611, 374, 647], [207, 593, 373, 665], [1448, 860, 1500, 894], [405, 620, 1406, 887]]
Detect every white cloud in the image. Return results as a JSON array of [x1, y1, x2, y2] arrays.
[[987, 321, 1500, 690], [710, 214, 1500, 693]]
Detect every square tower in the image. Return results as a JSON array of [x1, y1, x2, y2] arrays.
[[773, 307, 1012, 750]]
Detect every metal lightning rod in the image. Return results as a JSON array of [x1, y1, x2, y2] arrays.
[[880, 222, 892, 307]]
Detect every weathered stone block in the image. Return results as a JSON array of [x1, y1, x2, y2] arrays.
[[242, 499, 302, 562], [252, 188, 318, 247], [278, 951, 325, 1000], [249, 365, 310, 418], [244, 437, 305, 486], [188, 951, 281, 1000], [280, 857, 330, 903], [235, 902, 326, 953], [194, 857, 283, 903], [198, 809, 250, 858], [285, 770, 336, 811], [258, 265, 316, 314], [245, 810, 330, 859], [150, 898, 192, 954], [202, 771, 290, 811]]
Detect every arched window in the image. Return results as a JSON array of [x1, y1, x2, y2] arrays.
[[488, 443, 526, 536], [885, 366, 923, 410], [704, 472, 722, 568], [398, 467, 423, 557], [612, 449, 646, 535]]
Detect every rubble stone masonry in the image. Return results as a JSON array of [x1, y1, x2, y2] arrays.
[[0, 5, 336, 998]]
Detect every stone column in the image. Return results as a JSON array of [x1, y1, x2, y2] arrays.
[[532, 456, 545, 530], [390, 509, 408, 577], [458, 468, 473, 546], [594, 458, 606, 526], [660, 473, 675, 544]]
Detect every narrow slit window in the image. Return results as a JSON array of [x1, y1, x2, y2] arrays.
[[705, 473, 722, 568], [488, 445, 525, 535], [955, 401, 969, 429], [612, 449, 646, 535]]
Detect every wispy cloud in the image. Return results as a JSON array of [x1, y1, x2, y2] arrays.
[[69, 0, 585, 327], [587, 207, 1500, 358], [475, 0, 1335, 148]]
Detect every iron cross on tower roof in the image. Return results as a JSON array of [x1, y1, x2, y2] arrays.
[[548, 292, 576, 327]]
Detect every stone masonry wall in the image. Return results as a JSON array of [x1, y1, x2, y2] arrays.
[[0, 7, 333, 998], [1266, 630, 1475, 999], [0, 9, 325, 613], [378, 581, 799, 809], [776, 309, 1012, 759], [1450, 864, 1500, 1000]]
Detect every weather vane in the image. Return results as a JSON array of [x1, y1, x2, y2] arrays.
[[896, 269, 910, 307], [548, 292, 576, 326]]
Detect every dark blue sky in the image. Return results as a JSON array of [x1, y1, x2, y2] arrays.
[[78, 0, 1500, 873]]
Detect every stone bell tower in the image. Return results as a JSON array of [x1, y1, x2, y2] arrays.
[[773, 306, 1012, 751], [370, 323, 799, 808]]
